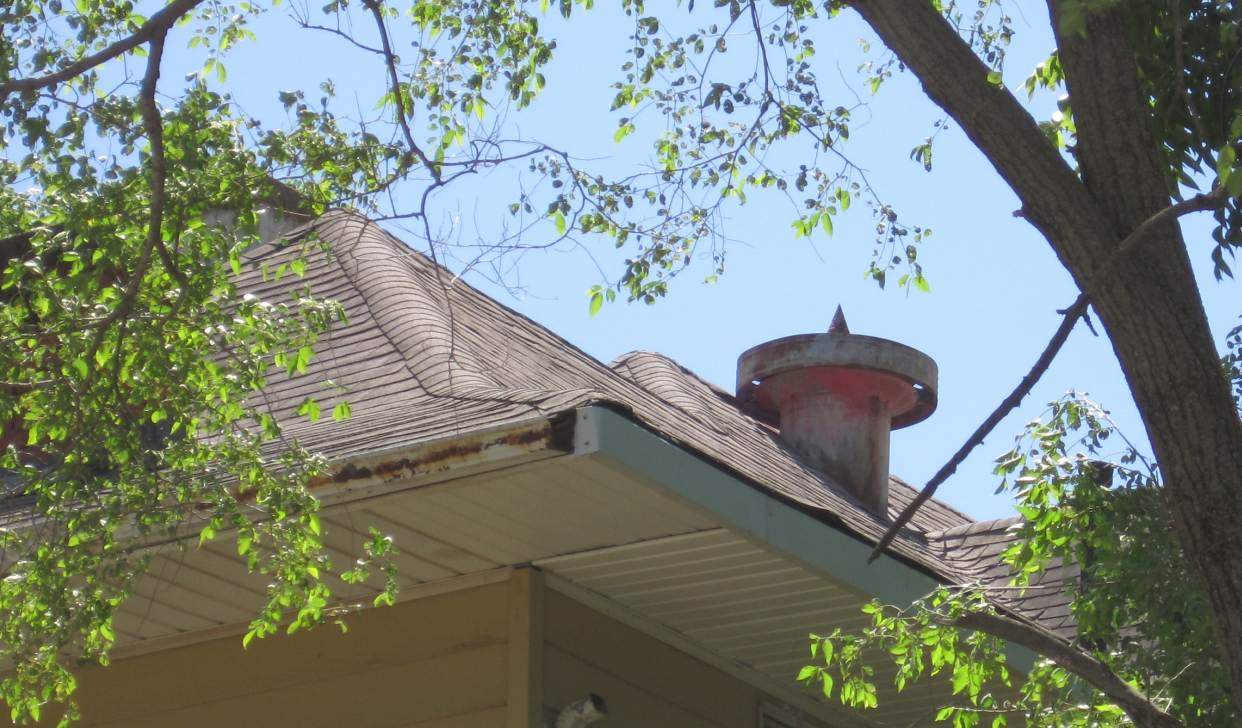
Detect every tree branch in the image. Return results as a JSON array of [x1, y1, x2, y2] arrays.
[[1095, 187, 1228, 280], [869, 186, 1227, 560], [0, 0, 204, 101], [848, 0, 1117, 275], [1, 380, 53, 395], [85, 33, 168, 368], [953, 611, 1182, 728], [362, 0, 439, 181], [871, 295, 1089, 558]]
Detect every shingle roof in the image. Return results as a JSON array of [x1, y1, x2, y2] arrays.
[[241, 209, 1075, 635], [928, 517, 1077, 640]]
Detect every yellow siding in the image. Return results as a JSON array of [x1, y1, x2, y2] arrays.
[[543, 589, 764, 728], [35, 581, 510, 728], [13, 568, 835, 728]]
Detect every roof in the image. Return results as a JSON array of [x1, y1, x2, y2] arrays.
[[237, 209, 1073, 632], [928, 517, 1076, 639]]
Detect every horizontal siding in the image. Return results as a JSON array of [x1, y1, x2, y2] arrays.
[[93, 644, 507, 728], [544, 590, 760, 728], [546, 647, 722, 728], [403, 707, 507, 728], [27, 582, 509, 728]]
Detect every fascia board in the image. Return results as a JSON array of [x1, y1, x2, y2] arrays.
[[573, 405, 937, 604], [306, 412, 574, 506], [572, 405, 1037, 674]]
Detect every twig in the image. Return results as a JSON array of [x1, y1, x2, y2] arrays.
[[294, 20, 385, 56], [2, 380, 53, 394], [747, 1, 772, 93], [869, 186, 1229, 561], [153, 235, 190, 292], [870, 294, 1090, 559], [362, 0, 439, 181], [0, 0, 204, 100]]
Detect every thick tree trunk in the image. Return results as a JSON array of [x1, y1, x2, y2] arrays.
[[1049, 2, 1242, 709], [850, 0, 1242, 712]]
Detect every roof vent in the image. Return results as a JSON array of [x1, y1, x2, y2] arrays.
[[736, 306, 938, 517]]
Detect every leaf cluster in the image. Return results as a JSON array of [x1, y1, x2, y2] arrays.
[[802, 391, 1237, 727]]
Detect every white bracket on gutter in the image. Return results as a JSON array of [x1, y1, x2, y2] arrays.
[[573, 407, 603, 456]]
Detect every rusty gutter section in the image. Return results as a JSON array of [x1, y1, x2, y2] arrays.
[[308, 411, 576, 506]]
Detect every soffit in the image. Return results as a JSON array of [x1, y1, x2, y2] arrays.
[[112, 454, 715, 646], [537, 530, 979, 728]]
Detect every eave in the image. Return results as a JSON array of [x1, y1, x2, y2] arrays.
[[106, 403, 1028, 727]]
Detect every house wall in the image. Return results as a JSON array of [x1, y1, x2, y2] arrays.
[[34, 579, 512, 728], [13, 567, 834, 728], [543, 588, 824, 728]]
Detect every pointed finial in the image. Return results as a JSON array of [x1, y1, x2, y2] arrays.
[[828, 305, 850, 334]]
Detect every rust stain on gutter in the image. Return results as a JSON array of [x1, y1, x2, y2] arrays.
[[307, 412, 575, 491]]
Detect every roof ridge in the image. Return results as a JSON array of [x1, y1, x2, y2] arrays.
[[611, 349, 737, 402], [312, 211, 671, 416], [928, 515, 1022, 540], [886, 472, 979, 525], [315, 211, 507, 400]]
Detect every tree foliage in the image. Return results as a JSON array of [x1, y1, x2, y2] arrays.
[[0, 0, 1239, 725], [803, 394, 1234, 727]]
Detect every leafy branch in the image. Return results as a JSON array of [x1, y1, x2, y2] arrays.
[[872, 186, 1230, 559], [0, 0, 205, 101]]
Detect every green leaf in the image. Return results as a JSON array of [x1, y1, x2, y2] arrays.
[[613, 122, 635, 143], [297, 397, 322, 422], [951, 667, 969, 694], [588, 288, 604, 317], [296, 345, 315, 374], [819, 672, 834, 698], [797, 665, 818, 681], [333, 401, 352, 421], [1217, 144, 1236, 186]]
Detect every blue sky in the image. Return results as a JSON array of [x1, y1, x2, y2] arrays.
[[191, 2, 1237, 521]]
